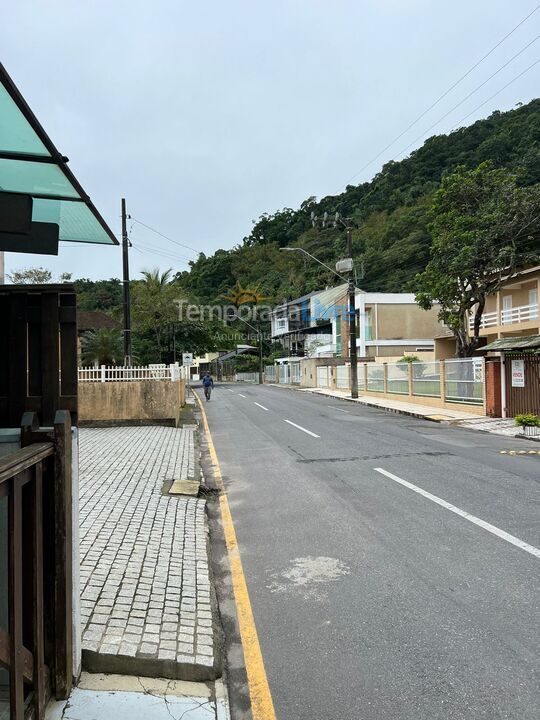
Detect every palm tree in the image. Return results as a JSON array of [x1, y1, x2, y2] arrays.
[[132, 268, 178, 360], [81, 328, 123, 366]]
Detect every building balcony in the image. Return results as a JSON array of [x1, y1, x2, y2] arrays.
[[469, 303, 539, 331]]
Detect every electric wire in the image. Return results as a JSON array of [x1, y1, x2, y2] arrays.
[[343, 3, 540, 187]]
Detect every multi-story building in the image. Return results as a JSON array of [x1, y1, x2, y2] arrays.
[[332, 287, 441, 360], [270, 288, 340, 357], [270, 284, 442, 360], [470, 266, 539, 343]]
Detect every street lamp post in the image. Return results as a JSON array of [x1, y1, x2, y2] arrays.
[[281, 214, 359, 399]]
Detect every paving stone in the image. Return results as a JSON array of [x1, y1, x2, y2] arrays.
[[79, 426, 213, 672]]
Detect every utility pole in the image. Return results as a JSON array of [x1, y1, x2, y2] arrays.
[[258, 329, 264, 385], [121, 198, 132, 365], [346, 226, 359, 398], [295, 211, 360, 399]]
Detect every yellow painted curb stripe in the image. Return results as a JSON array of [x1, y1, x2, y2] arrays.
[[194, 392, 276, 720]]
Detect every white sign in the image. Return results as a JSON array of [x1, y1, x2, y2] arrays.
[[473, 359, 484, 383], [511, 359, 525, 388], [182, 353, 193, 366]]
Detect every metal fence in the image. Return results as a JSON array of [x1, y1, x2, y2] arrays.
[[291, 363, 301, 384], [279, 365, 290, 384], [235, 372, 259, 383], [444, 358, 484, 405], [367, 364, 384, 392], [265, 365, 276, 383], [315, 358, 484, 408], [412, 361, 440, 398], [387, 362, 409, 395]]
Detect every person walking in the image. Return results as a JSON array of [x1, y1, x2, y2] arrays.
[[202, 373, 214, 401]]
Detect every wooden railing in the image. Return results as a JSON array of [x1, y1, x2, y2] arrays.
[[0, 410, 72, 720]]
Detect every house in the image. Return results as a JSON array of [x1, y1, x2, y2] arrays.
[[270, 287, 340, 357], [331, 286, 441, 360], [434, 266, 540, 359], [470, 266, 539, 344]]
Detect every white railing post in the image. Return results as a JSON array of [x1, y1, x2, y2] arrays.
[[101, 365, 106, 383]]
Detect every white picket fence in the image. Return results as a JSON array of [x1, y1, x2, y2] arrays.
[[78, 363, 181, 382]]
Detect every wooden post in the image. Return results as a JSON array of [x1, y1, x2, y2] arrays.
[[32, 462, 45, 719], [9, 479, 24, 720], [53, 410, 73, 699]]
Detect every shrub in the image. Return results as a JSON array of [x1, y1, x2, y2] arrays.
[[514, 413, 540, 427]]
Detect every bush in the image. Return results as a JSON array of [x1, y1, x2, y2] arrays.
[[398, 355, 420, 363], [514, 413, 540, 427]]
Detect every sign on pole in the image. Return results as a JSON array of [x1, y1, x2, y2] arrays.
[[511, 359, 525, 387], [182, 352, 193, 366]]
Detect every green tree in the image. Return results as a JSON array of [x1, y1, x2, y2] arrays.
[[131, 268, 180, 360], [81, 328, 123, 366], [414, 162, 540, 356]]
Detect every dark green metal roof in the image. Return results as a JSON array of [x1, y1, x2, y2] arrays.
[[482, 335, 540, 351], [0, 63, 117, 246]]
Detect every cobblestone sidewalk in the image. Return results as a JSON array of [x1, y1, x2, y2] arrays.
[[79, 426, 217, 680]]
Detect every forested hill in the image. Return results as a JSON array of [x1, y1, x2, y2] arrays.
[[177, 99, 540, 303]]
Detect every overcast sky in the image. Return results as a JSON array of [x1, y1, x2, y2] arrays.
[[2, 0, 539, 281]]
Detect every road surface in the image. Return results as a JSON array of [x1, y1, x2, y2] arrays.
[[201, 383, 540, 720]]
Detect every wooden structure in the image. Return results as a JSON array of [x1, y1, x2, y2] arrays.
[[0, 285, 78, 428], [0, 286, 77, 719], [0, 411, 73, 719]]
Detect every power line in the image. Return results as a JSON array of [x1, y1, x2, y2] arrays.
[[393, 37, 540, 161], [129, 216, 199, 254], [131, 241, 192, 266], [452, 56, 540, 128], [342, 3, 540, 187]]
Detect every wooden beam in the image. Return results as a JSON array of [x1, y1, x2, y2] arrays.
[[52, 410, 73, 699], [32, 463, 45, 719], [0, 628, 34, 683], [0, 444, 53, 485], [9, 478, 24, 720]]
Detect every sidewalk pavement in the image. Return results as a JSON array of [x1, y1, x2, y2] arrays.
[[79, 425, 218, 681], [46, 673, 229, 720], [287, 385, 486, 422]]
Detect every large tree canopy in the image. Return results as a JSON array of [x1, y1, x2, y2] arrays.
[[414, 162, 540, 356]]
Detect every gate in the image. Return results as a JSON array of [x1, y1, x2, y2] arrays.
[[505, 353, 540, 416]]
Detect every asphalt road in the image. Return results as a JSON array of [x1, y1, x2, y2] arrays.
[[201, 383, 540, 720]]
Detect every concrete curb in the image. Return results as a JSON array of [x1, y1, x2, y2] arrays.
[[269, 382, 466, 424], [81, 649, 217, 682]]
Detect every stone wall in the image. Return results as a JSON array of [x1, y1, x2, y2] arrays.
[[79, 380, 185, 425]]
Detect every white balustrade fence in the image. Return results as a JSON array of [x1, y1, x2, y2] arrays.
[[469, 303, 539, 330], [78, 364, 180, 382]]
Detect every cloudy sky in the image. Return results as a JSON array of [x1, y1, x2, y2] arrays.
[[2, 0, 539, 281]]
